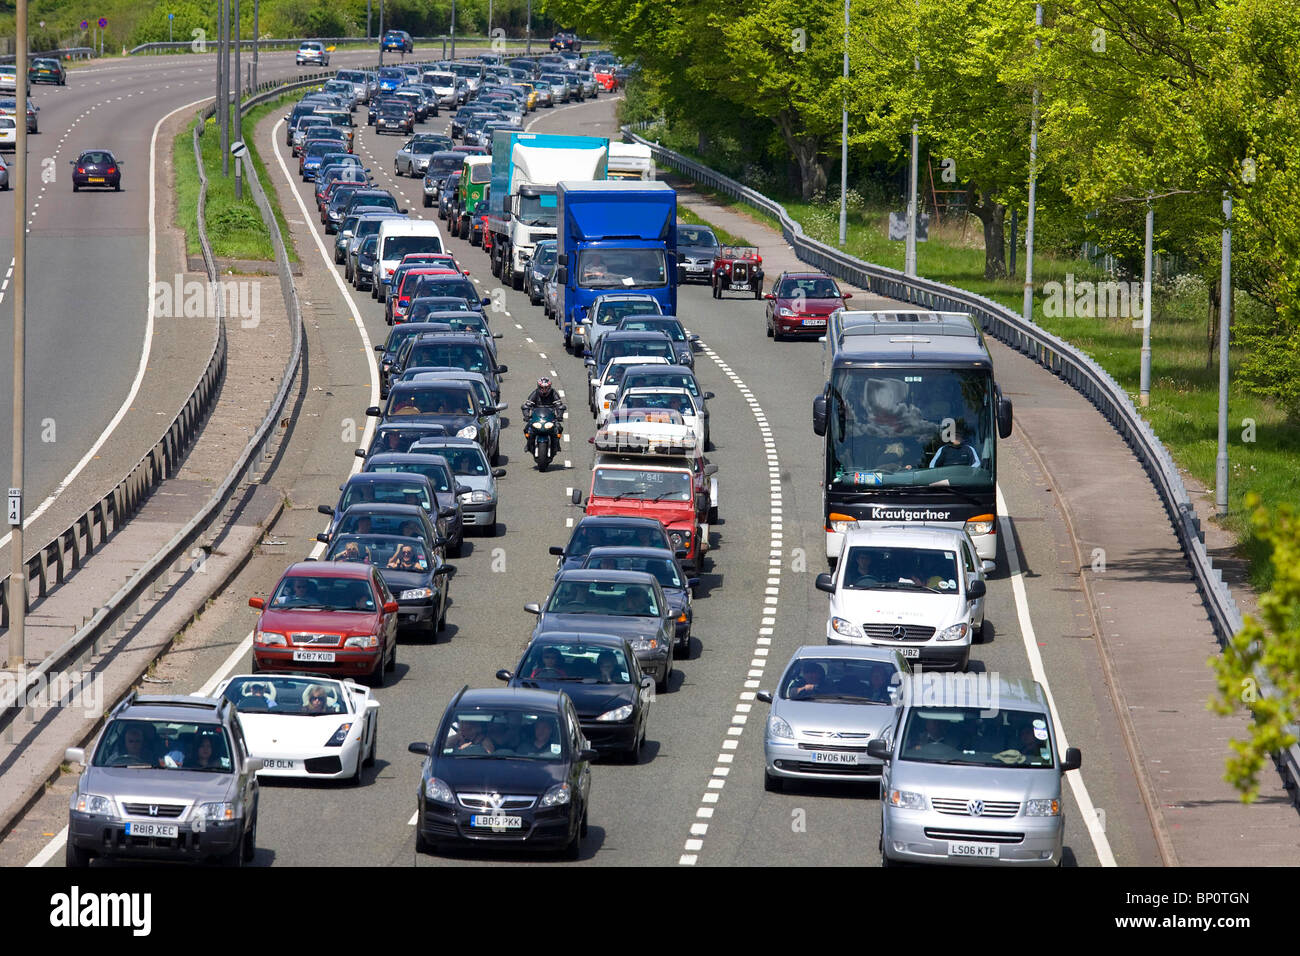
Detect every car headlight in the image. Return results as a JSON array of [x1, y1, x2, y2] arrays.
[[597, 704, 634, 722], [399, 587, 434, 601], [1025, 798, 1061, 816], [778, 307, 795, 317], [468, 490, 492, 503], [964, 516, 995, 537], [197, 801, 236, 821], [344, 634, 379, 648], [830, 616, 864, 639], [425, 776, 455, 804], [936, 622, 970, 642], [767, 715, 794, 739], [540, 782, 572, 807], [888, 789, 926, 810], [325, 723, 353, 747], [629, 637, 660, 652], [75, 793, 113, 815], [255, 630, 286, 646], [457, 425, 479, 440]]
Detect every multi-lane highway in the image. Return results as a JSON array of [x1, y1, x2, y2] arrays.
[[2, 69, 1172, 867]]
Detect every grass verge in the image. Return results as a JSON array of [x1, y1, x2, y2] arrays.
[[677, 205, 751, 247], [173, 93, 301, 263], [661, 163, 1295, 589]]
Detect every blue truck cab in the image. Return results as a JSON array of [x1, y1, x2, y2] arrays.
[[555, 180, 677, 353]]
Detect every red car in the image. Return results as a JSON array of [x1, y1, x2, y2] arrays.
[[249, 562, 400, 686], [388, 267, 461, 324], [592, 68, 618, 92], [763, 271, 852, 340]]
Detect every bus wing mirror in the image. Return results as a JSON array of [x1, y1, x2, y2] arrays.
[[812, 395, 827, 437], [997, 396, 1013, 439]]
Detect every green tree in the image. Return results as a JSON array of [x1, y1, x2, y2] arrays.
[[1210, 495, 1300, 801]]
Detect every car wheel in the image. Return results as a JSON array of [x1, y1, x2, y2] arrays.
[[349, 746, 364, 786], [386, 639, 397, 673], [766, 319, 773, 338], [72, 184, 78, 192], [561, 822, 581, 860], [113, 183, 120, 192], [678, 633, 691, 659], [764, 770, 784, 793], [369, 652, 385, 688], [459, 219, 469, 241], [450, 534, 464, 558], [975, 618, 987, 644], [423, 194, 432, 207], [579, 805, 589, 838], [364, 718, 379, 767], [241, 814, 257, 863], [65, 841, 92, 867], [415, 827, 434, 855], [655, 668, 669, 695], [436, 593, 448, 635]]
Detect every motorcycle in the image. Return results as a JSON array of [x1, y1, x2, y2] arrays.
[[523, 402, 565, 472]]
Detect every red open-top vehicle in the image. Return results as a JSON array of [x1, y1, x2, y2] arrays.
[[711, 246, 764, 299]]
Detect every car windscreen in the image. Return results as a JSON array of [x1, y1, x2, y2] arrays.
[[546, 580, 659, 616], [416, 445, 488, 476], [899, 708, 1056, 768], [93, 719, 233, 771], [271, 573, 377, 610], [591, 467, 692, 502], [619, 392, 695, 415], [838, 546, 960, 593], [353, 194, 398, 211], [519, 642, 632, 684], [440, 709, 565, 758], [622, 370, 700, 397], [408, 298, 473, 320], [778, 657, 901, 704], [339, 479, 432, 511], [583, 554, 682, 589], [533, 246, 558, 270], [410, 277, 479, 303], [601, 339, 676, 365], [370, 426, 446, 454], [224, 676, 350, 715], [388, 384, 476, 416], [620, 319, 685, 341], [679, 227, 718, 247], [383, 235, 443, 260], [405, 343, 491, 374], [777, 276, 840, 299], [594, 299, 662, 325], [568, 523, 666, 556], [327, 533, 430, 571]]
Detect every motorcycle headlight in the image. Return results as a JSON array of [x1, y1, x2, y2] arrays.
[[399, 587, 433, 601], [425, 776, 455, 804], [937, 622, 970, 642], [767, 715, 794, 740], [254, 630, 286, 646], [344, 634, 380, 648], [541, 421, 554, 430], [597, 704, 633, 722], [457, 425, 479, 440], [197, 801, 236, 821], [325, 722, 353, 747], [75, 793, 113, 815], [888, 789, 926, 811], [1025, 798, 1061, 816], [540, 782, 572, 807], [830, 616, 863, 639]]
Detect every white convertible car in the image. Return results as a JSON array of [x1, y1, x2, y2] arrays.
[[613, 388, 706, 450], [594, 407, 698, 457], [217, 673, 380, 783]]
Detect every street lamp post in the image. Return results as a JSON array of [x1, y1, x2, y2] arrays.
[[838, 0, 849, 247], [378, 0, 384, 65], [1215, 194, 1232, 516], [253, 0, 259, 90], [9, 0, 30, 671], [219, 0, 229, 176], [526, 0, 532, 55], [1021, 2, 1042, 322], [450, 0, 457, 61], [1139, 196, 1153, 406]]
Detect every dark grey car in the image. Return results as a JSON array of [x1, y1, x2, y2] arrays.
[[526, 569, 676, 692], [65, 694, 261, 866]]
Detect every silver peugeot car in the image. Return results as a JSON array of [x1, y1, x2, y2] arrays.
[[869, 675, 1081, 867], [757, 645, 908, 791]]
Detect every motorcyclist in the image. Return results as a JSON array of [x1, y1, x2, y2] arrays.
[[522, 377, 565, 454]]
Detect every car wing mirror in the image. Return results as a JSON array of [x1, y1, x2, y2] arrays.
[[981, 560, 997, 574], [318, 504, 334, 516], [755, 690, 772, 704]]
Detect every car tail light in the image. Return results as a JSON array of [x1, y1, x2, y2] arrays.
[[106, 167, 116, 174], [76, 167, 85, 174]]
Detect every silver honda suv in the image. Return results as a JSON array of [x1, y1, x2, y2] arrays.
[[65, 693, 262, 866]]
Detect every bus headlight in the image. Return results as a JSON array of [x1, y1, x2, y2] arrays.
[[964, 514, 995, 537]]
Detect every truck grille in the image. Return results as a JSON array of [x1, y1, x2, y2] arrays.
[[863, 623, 936, 642]]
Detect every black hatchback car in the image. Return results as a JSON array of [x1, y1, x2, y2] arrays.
[[582, 546, 699, 655], [324, 532, 454, 637], [409, 686, 594, 858], [550, 515, 681, 574], [70, 149, 122, 191], [499, 632, 652, 762], [376, 103, 415, 135]]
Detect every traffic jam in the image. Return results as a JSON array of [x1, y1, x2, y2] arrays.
[[65, 40, 1077, 869]]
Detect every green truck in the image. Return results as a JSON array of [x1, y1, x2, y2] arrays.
[[449, 156, 493, 242]]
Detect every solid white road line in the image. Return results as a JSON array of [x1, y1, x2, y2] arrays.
[[0, 95, 212, 555], [997, 485, 1117, 867]]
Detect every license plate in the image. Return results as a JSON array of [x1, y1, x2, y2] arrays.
[[126, 822, 178, 839], [948, 841, 999, 858], [900, 647, 920, 658], [812, 751, 863, 765], [470, 815, 522, 830], [261, 758, 297, 770], [88, 177, 104, 183], [732, 282, 750, 290], [801, 318, 826, 326], [292, 650, 336, 663]]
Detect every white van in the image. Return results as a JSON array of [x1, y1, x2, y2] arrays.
[[376, 220, 446, 302]]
